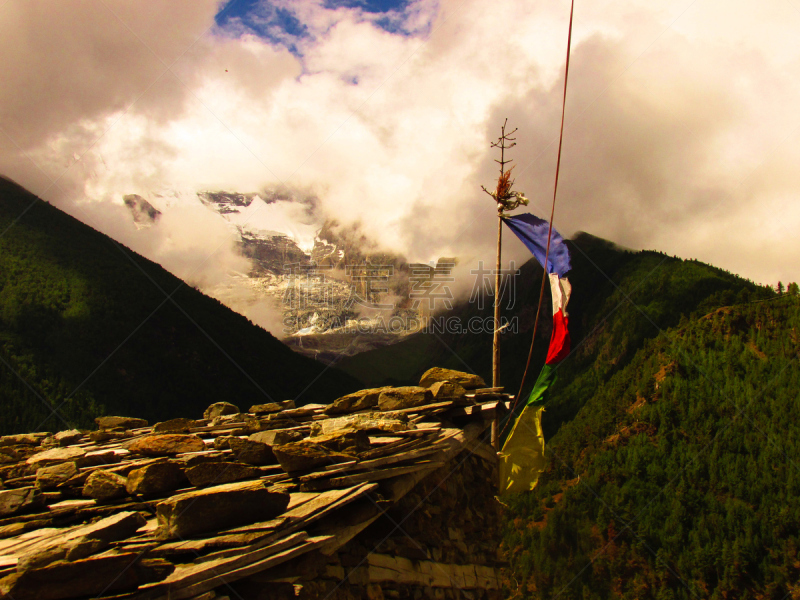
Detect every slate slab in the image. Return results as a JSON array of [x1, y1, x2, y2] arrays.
[[229, 438, 275, 465], [248, 430, 303, 446], [0, 487, 43, 517], [153, 418, 197, 434], [418, 367, 486, 390], [0, 434, 46, 447], [323, 388, 387, 415], [377, 387, 433, 411], [428, 380, 468, 400], [128, 434, 206, 457], [25, 446, 85, 467], [53, 430, 83, 446], [247, 402, 282, 415], [95, 416, 148, 430], [248, 400, 295, 414], [17, 511, 147, 571], [155, 480, 290, 539], [82, 470, 128, 501], [272, 442, 355, 473], [203, 402, 240, 420], [0, 552, 172, 600], [185, 462, 258, 487], [310, 413, 412, 436], [126, 461, 185, 497], [35, 462, 78, 490]]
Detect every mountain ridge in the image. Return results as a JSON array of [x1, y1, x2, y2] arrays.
[[0, 176, 360, 435]]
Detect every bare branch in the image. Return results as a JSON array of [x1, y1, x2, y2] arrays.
[[481, 120, 529, 212]]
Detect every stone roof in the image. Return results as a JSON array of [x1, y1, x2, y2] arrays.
[[0, 371, 510, 600]]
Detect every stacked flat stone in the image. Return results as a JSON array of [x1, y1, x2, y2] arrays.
[[0, 368, 507, 600]]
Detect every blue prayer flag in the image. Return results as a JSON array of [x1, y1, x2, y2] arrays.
[[502, 213, 571, 276]]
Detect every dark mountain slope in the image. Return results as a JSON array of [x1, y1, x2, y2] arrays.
[[339, 232, 773, 437], [502, 294, 800, 599], [0, 176, 359, 435]]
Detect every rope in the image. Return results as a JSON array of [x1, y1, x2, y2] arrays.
[[502, 0, 576, 438]]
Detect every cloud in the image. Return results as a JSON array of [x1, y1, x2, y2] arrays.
[[0, 1, 219, 152], [2, 0, 800, 320]]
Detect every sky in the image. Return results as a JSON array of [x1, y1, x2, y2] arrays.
[[2, 0, 799, 310]]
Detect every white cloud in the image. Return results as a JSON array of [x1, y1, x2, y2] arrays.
[[1, 0, 800, 308]]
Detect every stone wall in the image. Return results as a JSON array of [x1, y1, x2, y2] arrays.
[[230, 449, 505, 600]]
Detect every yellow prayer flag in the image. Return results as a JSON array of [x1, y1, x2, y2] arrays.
[[498, 406, 546, 493]]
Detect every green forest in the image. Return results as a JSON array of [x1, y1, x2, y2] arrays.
[[502, 295, 800, 599], [0, 177, 358, 435]]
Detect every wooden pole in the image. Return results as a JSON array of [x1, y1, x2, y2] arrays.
[[493, 209, 502, 388], [483, 118, 517, 391]]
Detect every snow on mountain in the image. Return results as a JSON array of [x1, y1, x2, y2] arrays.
[[122, 188, 448, 362], [198, 191, 319, 253]]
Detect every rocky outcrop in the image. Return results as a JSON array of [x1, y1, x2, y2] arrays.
[[123, 193, 162, 226]]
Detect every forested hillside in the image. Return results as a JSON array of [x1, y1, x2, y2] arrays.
[[0, 176, 359, 435], [502, 295, 800, 599]]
